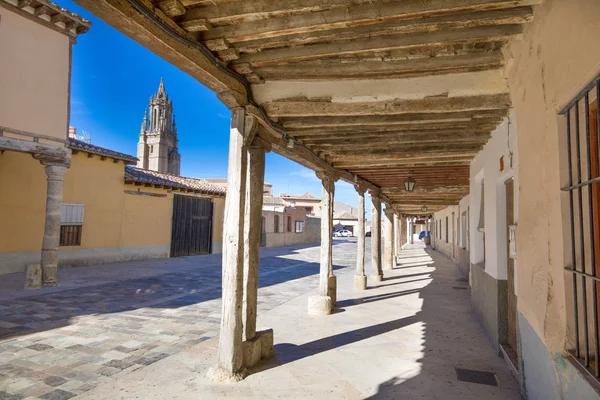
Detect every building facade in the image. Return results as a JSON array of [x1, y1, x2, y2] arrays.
[[136, 78, 181, 175]]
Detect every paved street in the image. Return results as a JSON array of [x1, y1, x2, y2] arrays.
[[0, 240, 519, 399], [0, 240, 356, 399]]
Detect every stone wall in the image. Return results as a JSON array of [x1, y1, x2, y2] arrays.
[[264, 216, 321, 248], [503, 0, 600, 397]]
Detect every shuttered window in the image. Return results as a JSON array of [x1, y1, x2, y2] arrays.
[[60, 204, 84, 246]]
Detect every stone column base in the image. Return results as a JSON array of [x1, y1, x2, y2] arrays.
[[308, 295, 332, 316], [371, 274, 384, 282], [25, 264, 42, 290], [327, 275, 337, 306], [206, 366, 246, 383], [242, 329, 274, 369], [353, 275, 367, 290]]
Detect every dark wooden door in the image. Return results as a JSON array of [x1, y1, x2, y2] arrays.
[[505, 178, 518, 353], [170, 195, 213, 257]]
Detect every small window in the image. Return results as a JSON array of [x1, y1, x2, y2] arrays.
[[295, 220, 304, 233], [287, 216, 292, 232], [60, 203, 84, 246], [274, 215, 280, 233]]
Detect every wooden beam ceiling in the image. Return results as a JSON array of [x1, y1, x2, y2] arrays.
[[79, 0, 539, 213]]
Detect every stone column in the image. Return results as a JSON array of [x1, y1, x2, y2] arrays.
[[209, 108, 247, 382], [308, 171, 337, 315], [242, 145, 265, 341], [39, 163, 69, 287], [370, 190, 383, 281], [410, 218, 414, 244], [354, 186, 367, 290], [384, 207, 394, 271], [393, 212, 400, 266]]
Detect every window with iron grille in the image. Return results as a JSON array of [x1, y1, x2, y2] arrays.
[[295, 220, 304, 233], [60, 203, 84, 246], [561, 75, 600, 379], [274, 215, 280, 233], [287, 216, 292, 232]]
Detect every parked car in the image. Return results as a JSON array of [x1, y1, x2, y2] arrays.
[[333, 229, 353, 237], [418, 231, 432, 240]]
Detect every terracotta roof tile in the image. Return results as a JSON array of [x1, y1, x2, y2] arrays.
[[68, 139, 138, 164], [124, 166, 226, 196], [263, 196, 286, 206], [281, 192, 320, 200], [334, 212, 359, 220]]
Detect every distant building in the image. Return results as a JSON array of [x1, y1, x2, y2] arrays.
[[136, 78, 181, 175], [280, 192, 321, 216]]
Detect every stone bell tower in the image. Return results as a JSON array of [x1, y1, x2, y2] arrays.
[[137, 77, 181, 175]]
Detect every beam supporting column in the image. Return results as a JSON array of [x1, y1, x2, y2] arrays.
[[393, 211, 400, 266], [32, 151, 71, 288], [384, 207, 394, 271], [240, 137, 274, 371], [308, 171, 337, 315], [242, 144, 266, 341], [354, 185, 367, 290], [209, 108, 248, 382], [369, 189, 384, 282]]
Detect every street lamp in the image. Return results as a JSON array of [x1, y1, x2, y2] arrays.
[[421, 205, 428, 212], [404, 172, 416, 192]]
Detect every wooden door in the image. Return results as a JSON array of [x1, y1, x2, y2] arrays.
[[505, 178, 518, 353], [170, 195, 213, 257], [452, 212, 456, 259]]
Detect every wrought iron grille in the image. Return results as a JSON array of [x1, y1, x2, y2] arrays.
[[560, 74, 600, 378]]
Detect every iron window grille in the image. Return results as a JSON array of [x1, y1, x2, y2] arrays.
[[560, 74, 600, 379]]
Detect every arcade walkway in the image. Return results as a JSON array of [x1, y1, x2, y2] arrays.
[[0, 241, 519, 399]]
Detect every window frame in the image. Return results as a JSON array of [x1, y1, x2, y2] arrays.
[[560, 75, 600, 380]]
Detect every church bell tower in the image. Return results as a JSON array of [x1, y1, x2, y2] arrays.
[[137, 77, 181, 175]]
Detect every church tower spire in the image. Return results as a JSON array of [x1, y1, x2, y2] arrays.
[[135, 78, 181, 175]]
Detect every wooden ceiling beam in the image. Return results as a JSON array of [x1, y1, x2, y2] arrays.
[[233, 7, 533, 53], [290, 125, 500, 139], [252, 52, 504, 81], [334, 157, 475, 168], [200, 0, 540, 42], [264, 93, 511, 118], [281, 110, 507, 130], [301, 132, 491, 146], [233, 25, 523, 67]]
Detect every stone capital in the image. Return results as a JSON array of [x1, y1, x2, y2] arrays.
[[32, 148, 71, 168], [384, 207, 395, 217]]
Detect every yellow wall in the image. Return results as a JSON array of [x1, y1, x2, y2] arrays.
[[0, 151, 47, 252], [0, 151, 173, 253], [0, 150, 226, 272], [0, 6, 70, 141]]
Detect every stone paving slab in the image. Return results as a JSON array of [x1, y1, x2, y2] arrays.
[[71, 243, 520, 400], [0, 240, 358, 400]]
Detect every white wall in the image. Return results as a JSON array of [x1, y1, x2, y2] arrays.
[[469, 111, 519, 280]]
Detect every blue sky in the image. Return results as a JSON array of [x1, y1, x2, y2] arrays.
[[59, 0, 363, 214]]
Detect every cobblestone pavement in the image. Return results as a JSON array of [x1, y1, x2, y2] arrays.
[[0, 239, 360, 400]]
